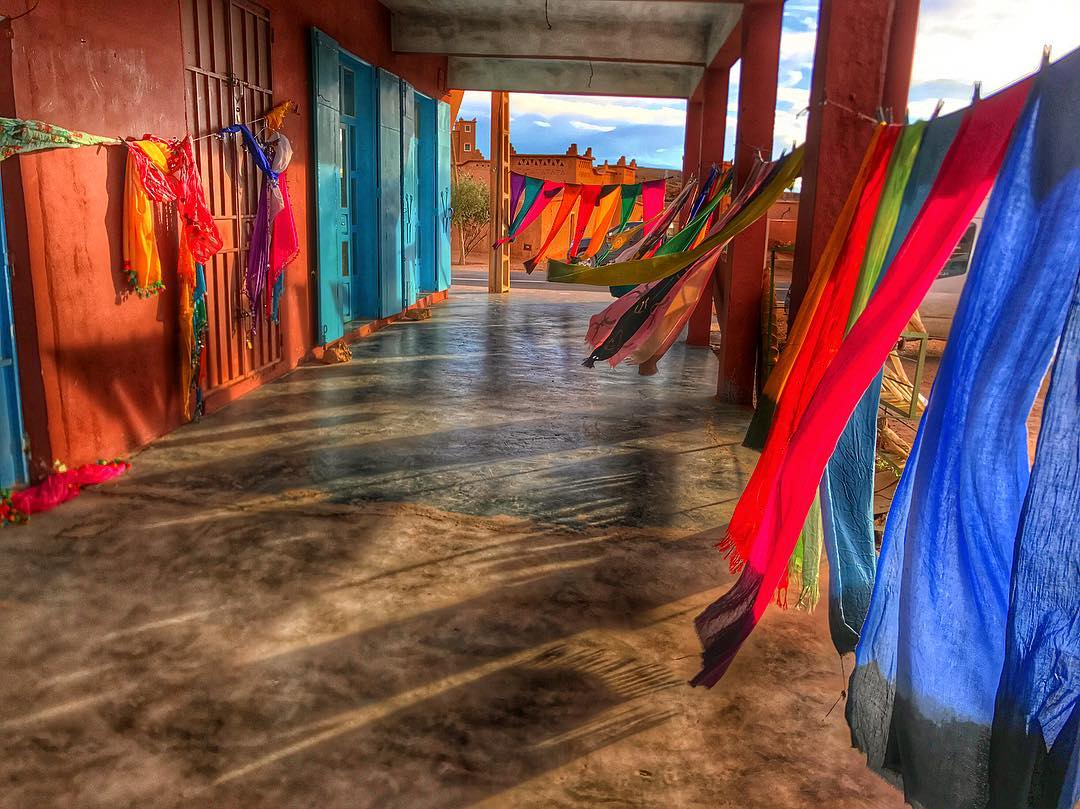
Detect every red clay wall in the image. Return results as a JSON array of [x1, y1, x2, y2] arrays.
[[0, 0, 446, 478]]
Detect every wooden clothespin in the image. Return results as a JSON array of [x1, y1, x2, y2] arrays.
[[1041, 44, 1052, 70], [930, 99, 945, 120], [972, 81, 982, 103]]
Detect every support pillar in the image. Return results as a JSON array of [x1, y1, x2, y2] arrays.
[[716, 1, 782, 404], [789, 0, 919, 318], [681, 100, 703, 197], [687, 66, 729, 347], [488, 91, 510, 293]]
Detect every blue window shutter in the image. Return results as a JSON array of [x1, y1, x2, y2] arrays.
[[436, 100, 452, 292], [310, 28, 345, 344], [377, 69, 403, 319]]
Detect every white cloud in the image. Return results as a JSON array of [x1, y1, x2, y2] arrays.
[[510, 94, 685, 127], [655, 148, 667, 153], [911, 0, 1080, 102], [783, 69, 804, 87], [570, 120, 617, 132], [533, 120, 551, 127]]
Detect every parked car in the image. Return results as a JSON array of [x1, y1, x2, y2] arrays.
[[921, 204, 985, 339]]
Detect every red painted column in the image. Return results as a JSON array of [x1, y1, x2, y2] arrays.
[[716, 1, 782, 404], [687, 66, 729, 347], [681, 99, 703, 191], [789, 0, 917, 318], [884, 0, 920, 118]]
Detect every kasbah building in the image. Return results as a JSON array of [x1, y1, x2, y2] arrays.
[[451, 117, 799, 265]]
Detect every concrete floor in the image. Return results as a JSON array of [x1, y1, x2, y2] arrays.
[[0, 287, 904, 809]]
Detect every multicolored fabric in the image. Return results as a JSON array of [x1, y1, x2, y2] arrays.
[[617, 183, 642, 230], [0, 117, 119, 161], [509, 172, 527, 222], [524, 184, 582, 273], [568, 183, 605, 258], [122, 139, 174, 297], [582, 158, 779, 368], [577, 185, 622, 260], [640, 179, 667, 231], [817, 120, 927, 651], [848, 58, 1076, 809], [693, 77, 1032, 689], [267, 133, 299, 321], [223, 124, 280, 330], [743, 129, 887, 450], [547, 147, 803, 287], [496, 179, 562, 246]]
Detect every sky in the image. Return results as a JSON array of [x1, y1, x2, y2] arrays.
[[457, 0, 1080, 171]]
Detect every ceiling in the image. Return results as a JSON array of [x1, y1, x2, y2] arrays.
[[383, 0, 745, 97]]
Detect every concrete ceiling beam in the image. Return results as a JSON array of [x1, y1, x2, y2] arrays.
[[447, 56, 703, 98], [392, 14, 712, 66]]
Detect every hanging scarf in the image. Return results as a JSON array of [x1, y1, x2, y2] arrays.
[[686, 164, 719, 222], [693, 77, 1033, 690], [546, 147, 803, 287], [617, 183, 642, 230], [0, 117, 120, 161], [509, 172, 527, 221], [580, 155, 790, 367], [640, 179, 667, 232], [222, 124, 279, 330], [576, 184, 622, 260], [991, 274, 1080, 809], [568, 183, 605, 258], [816, 120, 927, 651], [264, 100, 298, 135], [523, 184, 583, 273], [848, 58, 1077, 809], [267, 132, 299, 321], [743, 131, 887, 449], [122, 139, 174, 297], [583, 161, 771, 353], [610, 179, 698, 263], [496, 177, 557, 245]]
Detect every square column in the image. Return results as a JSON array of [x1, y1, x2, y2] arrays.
[[790, 0, 919, 316], [716, 1, 782, 404], [488, 91, 511, 293], [681, 99, 703, 197], [686, 66, 729, 347]]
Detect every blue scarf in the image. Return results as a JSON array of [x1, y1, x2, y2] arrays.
[[848, 51, 1080, 809], [820, 108, 964, 654]]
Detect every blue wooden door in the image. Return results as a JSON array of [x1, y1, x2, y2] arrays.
[[311, 28, 346, 344], [0, 190, 27, 488], [400, 81, 420, 309], [377, 69, 403, 319], [416, 93, 437, 293], [436, 100, 453, 292], [342, 54, 381, 321]]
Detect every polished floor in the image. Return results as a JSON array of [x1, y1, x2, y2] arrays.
[[0, 287, 904, 808]]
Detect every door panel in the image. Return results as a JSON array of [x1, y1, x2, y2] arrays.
[[416, 94, 437, 293], [377, 69, 403, 319], [400, 81, 419, 309], [436, 100, 453, 292], [0, 191, 27, 488], [311, 28, 346, 344], [181, 0, 282, 386], [340, 53, 380, 322]]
